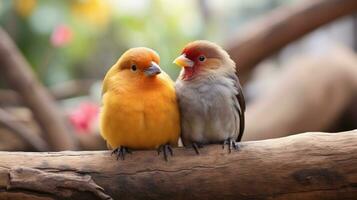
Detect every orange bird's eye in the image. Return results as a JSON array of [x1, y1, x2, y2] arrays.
[[131, 64, 137, 72]]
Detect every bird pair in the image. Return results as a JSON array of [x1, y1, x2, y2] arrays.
[[100, 40, 245, 161]]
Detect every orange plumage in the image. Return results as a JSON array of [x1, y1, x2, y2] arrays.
[[100, 47, 180, 156]]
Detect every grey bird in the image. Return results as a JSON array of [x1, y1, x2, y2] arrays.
[[173, 40, 245, 154]]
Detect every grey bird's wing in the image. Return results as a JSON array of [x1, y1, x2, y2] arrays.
[[230, 74, 245, 142]]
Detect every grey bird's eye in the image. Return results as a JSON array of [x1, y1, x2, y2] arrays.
[[199, 55, 205, 62], [131, 64, 137, 71]]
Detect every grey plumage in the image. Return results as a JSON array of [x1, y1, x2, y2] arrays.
[[175, 41, 245, 147]]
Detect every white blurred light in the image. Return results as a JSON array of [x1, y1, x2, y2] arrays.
[[110, 0, 150, 16], [29, 5, 63, 34]]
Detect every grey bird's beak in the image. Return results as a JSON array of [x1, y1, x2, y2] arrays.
[[144, 62, 161, 77], [173, 54, 194, 68]]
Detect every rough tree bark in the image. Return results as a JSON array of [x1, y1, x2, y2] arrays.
[[0, 28, 78, 151], [225, 0, 357, 83], [0, 130, 356, 200]]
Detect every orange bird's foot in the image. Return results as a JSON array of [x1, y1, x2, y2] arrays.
[[222, 138, 240, 153], [157, 144, 173, 161], [192, 142, 203, 155], [111, 146, 132, 160]]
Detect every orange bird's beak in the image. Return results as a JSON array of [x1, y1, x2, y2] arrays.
[[173, 54, 194, 68], [144, 62, 161, 77]]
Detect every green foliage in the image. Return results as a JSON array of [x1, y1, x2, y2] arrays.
[[0, 0, 293, 85]]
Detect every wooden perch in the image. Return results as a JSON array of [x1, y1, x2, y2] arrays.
[[226, 0, 357, 83], [0, 27, 78, 151], [0, 130, 357, 200]]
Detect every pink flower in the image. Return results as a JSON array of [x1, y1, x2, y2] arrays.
[[50, 24, 73, 47], [68, 102, 99, 134]]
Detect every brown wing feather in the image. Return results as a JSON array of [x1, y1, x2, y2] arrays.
[[230, 74, 246, 142], [236, 82, 245, 142]]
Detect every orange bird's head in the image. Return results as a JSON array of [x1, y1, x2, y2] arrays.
[[102, 47, 164, 94], [114, 47, 161, 78]]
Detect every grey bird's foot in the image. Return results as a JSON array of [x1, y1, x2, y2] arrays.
[[192, 142, 203, 155], [157, 144, 173, 161], [222, 138, 240, 153], [111, 146, 132, 160]]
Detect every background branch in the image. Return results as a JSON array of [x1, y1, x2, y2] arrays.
[[226, 0, 357, 84], [0, 79, 96, 107], [0, 108, 48, 151], [243, 46, 357, 141], [0, 27, 78, 151]]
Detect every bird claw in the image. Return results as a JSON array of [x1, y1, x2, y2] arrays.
[[192, 142, 203, 155], [222, 138, 240, 153], [111, 146, 131, 160], [157, 144, 173, 161]]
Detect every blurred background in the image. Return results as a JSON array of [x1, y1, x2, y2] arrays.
[[0, 0, 356, 151]]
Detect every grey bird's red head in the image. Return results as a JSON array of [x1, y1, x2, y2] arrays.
[[173, 40, 235, 81]]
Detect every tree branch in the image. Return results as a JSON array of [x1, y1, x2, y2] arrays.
[[0, 27, 78, 151], [243, 46, 357, 141], [0, 130, 356, 199], [226, 0, 357, 83], [0, 108, 49, 151], [0, 79, 96, 107]]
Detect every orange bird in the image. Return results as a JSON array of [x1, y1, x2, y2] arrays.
[[100, 47, 180, 160]]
